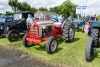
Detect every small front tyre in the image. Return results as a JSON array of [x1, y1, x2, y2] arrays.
[[85, 37, 94, 62], [45, 36, 58, 54], [8, 29, 20, 42], [22, 34, 33, 47]]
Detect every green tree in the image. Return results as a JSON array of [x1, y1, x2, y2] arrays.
[[59, 0, 76, 18], [49, 0, 76, 18], [49, 7, 54, 12], [18, 2, 31, 11], [97, 15, 100, 20], [38, 7, 48, 11], [5, 11, 13, 15], [49, 6, 60, 13], [31, 7, 37, 13], [8, 0, 20, 13], [0, 13, 2, 16]]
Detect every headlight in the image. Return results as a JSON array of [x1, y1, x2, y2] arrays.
[[42, 25, 46, 29], [1, 26, 3, 30], [7, 27, 9, 30]]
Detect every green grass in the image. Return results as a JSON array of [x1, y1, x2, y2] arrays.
[[1, 31, 100, 67]]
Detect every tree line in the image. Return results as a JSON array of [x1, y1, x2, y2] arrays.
[[7, 0, 77, 18], [2, 0, 100, 18]]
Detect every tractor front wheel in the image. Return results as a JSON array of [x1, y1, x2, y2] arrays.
[[85, 37, 94, 62], [45, 36, 58, 54], [8, 29, 20, 42], [22, 34, 33, 47]]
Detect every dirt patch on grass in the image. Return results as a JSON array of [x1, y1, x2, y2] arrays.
[[0, 43, 53, 67]]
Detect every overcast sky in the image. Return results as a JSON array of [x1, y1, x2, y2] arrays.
[[0, 0, 100, 16]]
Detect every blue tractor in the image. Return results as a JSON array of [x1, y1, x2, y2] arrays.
[[71, 14, 86, 29], [73, 18, 85, 28]]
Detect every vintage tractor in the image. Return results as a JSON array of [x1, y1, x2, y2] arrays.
[[73, 19, 83, 28], [85, 21, 100, 62], [22, 20, 75, 54]]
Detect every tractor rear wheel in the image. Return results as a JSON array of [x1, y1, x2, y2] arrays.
[[45, 36, 58, 54], [63, 20, 75, 43], [8, 29, 20, 42], [22, 34, 33, 47], [91, 28, 99, 47], [85, 37, 94, 62]]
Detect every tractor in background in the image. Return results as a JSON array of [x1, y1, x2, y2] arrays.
[[73, 18, 83, 28], [85, 21, 100, 62], [22, 20, 75, 54]]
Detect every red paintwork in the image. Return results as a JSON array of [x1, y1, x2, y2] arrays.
[[33, 20, 53, 26], [74, 22, 78, 28], [26, 20, 63, 44]]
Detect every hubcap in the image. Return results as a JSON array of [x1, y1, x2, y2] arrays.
[[51, 40, 57, 52], [11, 32, 18, 40]]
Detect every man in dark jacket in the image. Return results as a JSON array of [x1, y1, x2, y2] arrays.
[[88, 14, 98, 35], [88, 14, 98, 21]]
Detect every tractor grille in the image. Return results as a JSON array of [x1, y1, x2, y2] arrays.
[[29, 26, 39, 37]]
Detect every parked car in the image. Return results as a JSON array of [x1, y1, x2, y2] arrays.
[[0, 17, 13, 37], [0, 14, 13, 18], [1, 11, 34, 42]]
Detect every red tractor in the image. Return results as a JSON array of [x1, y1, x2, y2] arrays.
[[22, 20, 75, 54]]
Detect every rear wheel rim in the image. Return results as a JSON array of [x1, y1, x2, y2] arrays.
[[69, 28, 74, 40]]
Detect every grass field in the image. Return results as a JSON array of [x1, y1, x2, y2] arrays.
[[0, 30, 100, 67]]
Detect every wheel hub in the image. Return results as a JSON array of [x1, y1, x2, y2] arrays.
[[69, 28, 74, 40], [11, 33, 18, 40], [51, 40, 57, 52]]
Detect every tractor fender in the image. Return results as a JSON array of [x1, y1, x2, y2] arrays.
[[9, 26, 22, 32], [62, 20, 70, 28], [62, 20, 66, 28]]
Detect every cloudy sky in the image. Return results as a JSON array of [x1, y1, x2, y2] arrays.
[[0, 0, 100, 16]]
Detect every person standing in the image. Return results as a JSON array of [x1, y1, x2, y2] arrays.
[[58, 15, 63, 23], [84, 22, 90, 36], [88, 14, 98, 22], [94, 14, 98, 21], [26, 14, 34, 29]]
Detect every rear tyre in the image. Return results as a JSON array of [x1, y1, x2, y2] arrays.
[[8, 29, 20, 42], [22, 34, 33, 47], [91, 28, 99, 47], [63, 20, 75, 43], [85, 37, 94, 62], [45, 36, 58, 54]]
